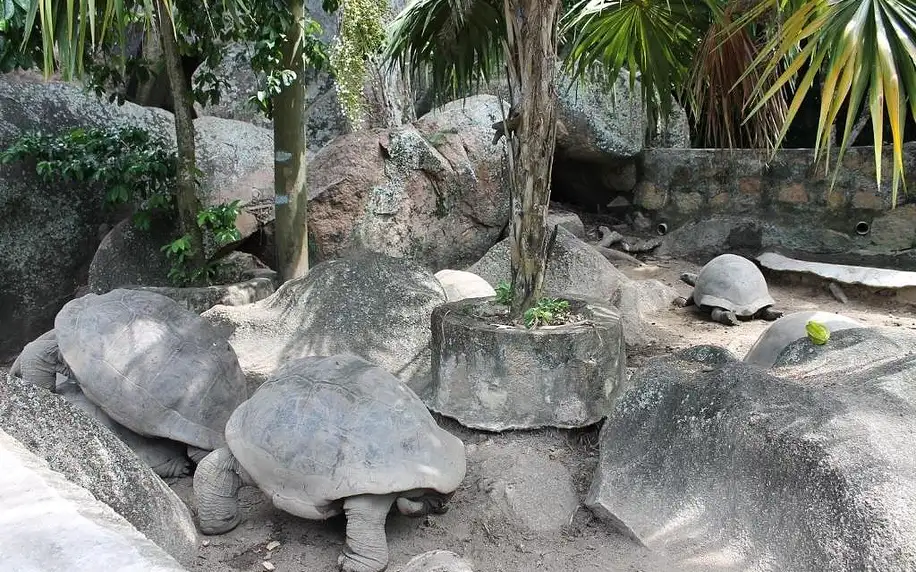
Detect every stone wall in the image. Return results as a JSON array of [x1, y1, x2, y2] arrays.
[[633, 143, 916, 265]]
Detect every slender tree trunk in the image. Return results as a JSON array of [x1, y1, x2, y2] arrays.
[[155, 0, 206, 277], [273, 0, 310, 281], [503, 0, 562, 318]]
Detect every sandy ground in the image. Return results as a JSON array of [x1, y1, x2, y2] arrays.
[[162, 257, 916, 572]]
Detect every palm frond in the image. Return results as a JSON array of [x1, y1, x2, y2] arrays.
[[382, 0, 504, 107], [561, 0, 711, 128], [687, 4, 789, 148], [21, 0, 251, 81], [738, 0, 916, 205]]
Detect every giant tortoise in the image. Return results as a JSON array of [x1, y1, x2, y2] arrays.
[[193, 354, 467, 572], [12, 289, 248, 471], [679, 253, 783, 326]]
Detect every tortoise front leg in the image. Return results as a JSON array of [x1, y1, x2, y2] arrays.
[[710, 308, 739, 326], [194, 447, 246, 534], [339, 493, 397, 572]]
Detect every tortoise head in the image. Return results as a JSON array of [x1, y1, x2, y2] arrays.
[[395, 489, 455, 517]]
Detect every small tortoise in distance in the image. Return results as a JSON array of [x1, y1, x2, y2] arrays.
[[193, 353, 467, 572], [677, 253, 783, 326]]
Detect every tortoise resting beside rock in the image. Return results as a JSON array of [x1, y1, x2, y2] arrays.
[[193, 354, 467, 572], [11, 289, 248, 476], [678, 253, 783, 326]]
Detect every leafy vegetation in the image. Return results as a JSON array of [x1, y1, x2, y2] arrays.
[[735, 0, 916, 205], [0, 126, 241, 285], [523, 297, 571, 329], [494, 281, 572, 328], [386, 0, 916, 198], [494, 280, 513, 306], [329, 0, 390, 125]]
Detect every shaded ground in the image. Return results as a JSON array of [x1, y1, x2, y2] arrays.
[[166, 257, 916, 572]]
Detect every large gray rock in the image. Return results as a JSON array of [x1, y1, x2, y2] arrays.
[[0, 375, 199, 566], [192, 115, 275, 221], [655, 216, 862, 264], [0, 72, 172, 359], [202, 253, 447, 393], [444, 65, 690, 161], [555, 69, 690, 161], [611, 278, 678, 349], [468, 226, 630, 302], [429, 297, 626, 431], [546, 207, 586, 238], [743, 310, 865, 368], [587, 331, 916, 571], [87, 218, 174, 291], [308, 95, 510, 271], [0, 72, 273, 359], [87, 216, 278, 310], [0, 429, 189, 572]]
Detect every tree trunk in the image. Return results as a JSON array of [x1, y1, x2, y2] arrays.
[[155, 0, 206, 277], [273, 0, 310, 281], [503, 0, 562, 318]]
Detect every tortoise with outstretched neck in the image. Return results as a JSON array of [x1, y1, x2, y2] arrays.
[[193, 354, 467, 572], [679, 254, 783, 326]]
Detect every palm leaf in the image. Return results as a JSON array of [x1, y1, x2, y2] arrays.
[[20, 0, 249, 81], [687, 4, 789, 148], [560, 0, 710, 130], [737, 0, 916, 206], [383, 0, 505, 107]]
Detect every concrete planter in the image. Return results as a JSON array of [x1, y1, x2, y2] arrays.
[[429, 296, 627, 431]]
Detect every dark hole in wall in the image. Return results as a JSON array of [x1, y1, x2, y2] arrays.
[[550, 152, 638, 215], [119, 23, 203, 116], [235, 223, 277, 271]]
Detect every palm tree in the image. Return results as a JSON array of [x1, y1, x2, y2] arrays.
[[386, 0, 563, 317], [17, 0, 213, 275], [735, 0, 916, 204], [386, 0, 916, 317], [12, 0, 330, 282]]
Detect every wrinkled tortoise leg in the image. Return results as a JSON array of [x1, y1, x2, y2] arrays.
[[710, 308, 740, 326], [150, 454, 192, 478], [758, 307, 784, 321], [193, 447, 248, 534], [338, 493, 397, 572]]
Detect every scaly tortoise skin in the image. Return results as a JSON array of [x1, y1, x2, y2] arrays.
[[193, 354, 467, 572], [679, 254, 783, 326]]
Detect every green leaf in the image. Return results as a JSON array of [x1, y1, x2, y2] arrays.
[[737, 0, 916, 205], [383, 0, 505, 108]]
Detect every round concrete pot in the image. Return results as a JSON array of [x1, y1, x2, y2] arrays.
[[429, 296, 627, 431]]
